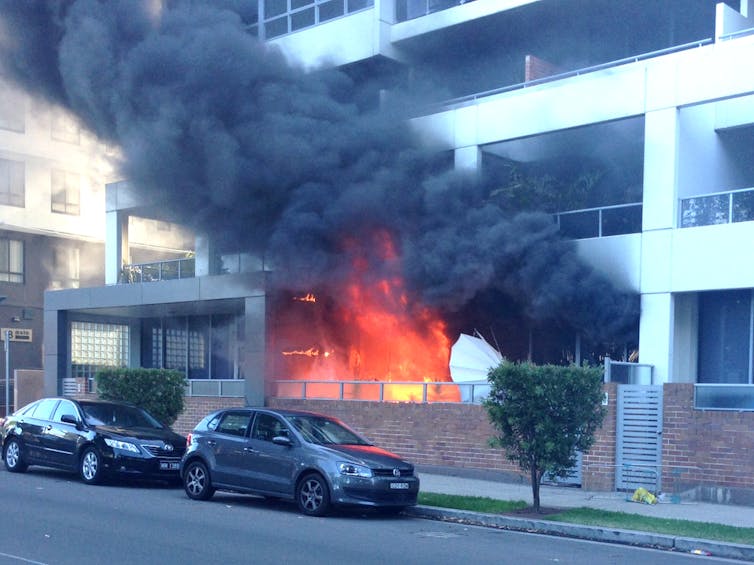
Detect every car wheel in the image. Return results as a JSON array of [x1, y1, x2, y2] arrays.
[[4, 438, 28, 473], [296, 473, 331, 517], [183, 460, 215, 501], [79, 447, 103, 485]]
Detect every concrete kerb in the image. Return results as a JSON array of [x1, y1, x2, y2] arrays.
[[404, 505, 754, 562]]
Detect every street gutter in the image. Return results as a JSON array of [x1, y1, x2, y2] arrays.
[[405, 505, 754, 562]]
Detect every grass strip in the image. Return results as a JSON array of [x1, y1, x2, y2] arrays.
[[417, 493, 754, 546], [544, 508, 754, 546]]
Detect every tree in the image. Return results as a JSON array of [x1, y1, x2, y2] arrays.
[[95, 368, 187, 427], [484, 361, 606, 512]]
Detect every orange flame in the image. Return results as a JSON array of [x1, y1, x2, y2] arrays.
[[274, 231, 459, 403], [293, 293, 317, 303]]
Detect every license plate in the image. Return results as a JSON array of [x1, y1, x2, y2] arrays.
[[390, 482, 410, 490], [160, 461, 180, 471]]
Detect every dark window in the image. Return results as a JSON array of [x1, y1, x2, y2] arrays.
[[291, 7, 315, 30], [698, 289, 752, 384], [319, 0, 344, 22], [251, 413, 287, 442], [265, 15, 288, 38], [291, 0, 313, 8], [0, 238, 24, 283], [347, 0, 371, 11], [0, 86, 25, 133], [264, 0, 287, 18], [216, 411, 252, 437]]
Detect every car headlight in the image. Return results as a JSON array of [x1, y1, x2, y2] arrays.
[[104, 438, 140, 454], [338, 462, 373, 478]]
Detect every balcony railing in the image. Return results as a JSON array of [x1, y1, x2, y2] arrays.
[[680, 188, 754, 228], [120, 258, 195, 283], [436, 39, 712, 112], [695, 384, 754, 411], [186, 379, 245, 398], [395, 0, 475, 22], [268, 379, 489, 403], [554, 203, 642, 239]]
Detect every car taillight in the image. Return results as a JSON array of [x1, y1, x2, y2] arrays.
[[186, 432, 192, 447]]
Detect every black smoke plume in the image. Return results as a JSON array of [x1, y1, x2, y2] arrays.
[[0, 0, 639, 346]]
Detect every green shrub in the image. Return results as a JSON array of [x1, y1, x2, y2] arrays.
[[95, 368, 187, 427]]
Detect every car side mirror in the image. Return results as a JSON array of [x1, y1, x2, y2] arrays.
[[61, 414, 82, 429], [272, 435, 292, 447]]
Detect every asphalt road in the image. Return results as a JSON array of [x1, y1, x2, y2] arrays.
[[0, 468, 741, 565]]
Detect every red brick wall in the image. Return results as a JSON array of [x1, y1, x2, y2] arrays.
[[173, 396, 246, 436], [662, 384, 754, 501]]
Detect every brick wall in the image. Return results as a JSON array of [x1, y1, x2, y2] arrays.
[[268, 383, 754, 500], [662, 384, 754, 504], [173, 396, 246, 436]]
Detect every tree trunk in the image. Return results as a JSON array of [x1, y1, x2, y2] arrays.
[[530, 465, 540, 512]]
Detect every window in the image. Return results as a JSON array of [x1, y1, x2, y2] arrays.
[[52, 400, 79, 424], [0, 238, 23, 283], [70, 321, 129, 389], [251, 413, 287, 442], [216, 411, 252, 437], [51, 170, 81, 215], [29, 398, 59, 421], [52, 246, 80, 289], [0, 86, 25, 133], [0, 158, 25, 207], [698, 289, 753, 384]]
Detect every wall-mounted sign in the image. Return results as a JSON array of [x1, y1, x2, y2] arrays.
[[1, 328, 32, 342]]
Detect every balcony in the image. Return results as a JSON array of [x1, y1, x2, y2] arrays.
[[395, 0, 475, 22], [120, 258, 195, 284], [248, 0, 374, 40], [554, 203, 642, 239], [680, 188, 754, 228]]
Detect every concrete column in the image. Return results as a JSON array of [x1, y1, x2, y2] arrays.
[[105, 210, 129, 285], [194, 233, 216, 277], [454, 145, 481, 172], [242, 294, 267, 405], [639, 108, 680, 384]]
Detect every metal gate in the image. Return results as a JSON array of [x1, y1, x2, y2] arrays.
[[615, 385, 663, 492]]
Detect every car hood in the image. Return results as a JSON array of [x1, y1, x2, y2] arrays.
[[321, 444, 411, 468], [94, 425, 184, 444]]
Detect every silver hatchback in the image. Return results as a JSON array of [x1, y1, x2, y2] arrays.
[[179, 408, 419, 516]]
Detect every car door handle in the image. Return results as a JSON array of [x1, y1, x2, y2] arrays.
[[44, 425, 53, 432], [206, 440, 217, 447], [243, 447, 258, 454]]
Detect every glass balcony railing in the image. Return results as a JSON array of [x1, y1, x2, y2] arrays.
[[395, 0, 475, 23], [554, 203, 642, 239], [120, 258, 195, 283], [248, 0, 374, 40], [680, 188, 754, 228]]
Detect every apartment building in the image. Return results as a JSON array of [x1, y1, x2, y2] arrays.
[[39, 0, 754, 408], [0, 81, 192, 414]]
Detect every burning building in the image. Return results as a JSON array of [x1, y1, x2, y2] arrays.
[[4, 1, 753, 413]]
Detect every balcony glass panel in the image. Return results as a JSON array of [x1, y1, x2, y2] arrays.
[[695, 384, 754, 410], [347, 0, 370, 10], [291, 7, 315, 30], [680, 194, 729, 227], [601, 205, 642, 236], [265, 15, 289, 38], [321, 0, 345, 20], [733, 190, 754, 223], [264, 0, 287, 17], [558, 210, 599, 239]]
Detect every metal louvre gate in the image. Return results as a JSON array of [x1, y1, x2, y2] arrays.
[[615, 385, 663, 492]]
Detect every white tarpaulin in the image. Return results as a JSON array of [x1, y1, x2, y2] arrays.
[[449, 333, 502, 402]]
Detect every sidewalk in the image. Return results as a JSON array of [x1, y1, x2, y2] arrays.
[[405, 469, 754, 561]]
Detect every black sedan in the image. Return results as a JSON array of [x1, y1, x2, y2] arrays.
[[181, 407, 419, 516], [1, 397, 185, 484]]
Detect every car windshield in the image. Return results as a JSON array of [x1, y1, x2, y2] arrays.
[[80, 403, 164, 429], [287, 415, 370, 446]]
